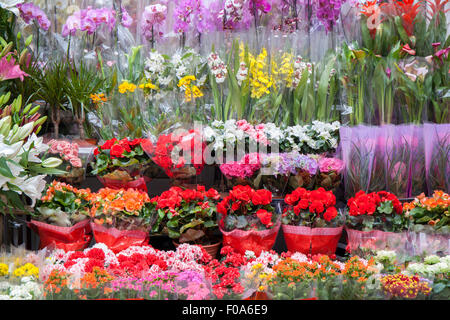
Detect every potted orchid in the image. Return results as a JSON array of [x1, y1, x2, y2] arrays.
[[217, 185, 279, 256], [282, 187, 344, 255], [150, 185, 222, 258]]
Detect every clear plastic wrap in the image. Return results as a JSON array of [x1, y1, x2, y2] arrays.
[[424, 123, 450, 194]]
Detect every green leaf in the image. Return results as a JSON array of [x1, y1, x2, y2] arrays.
[[0, 158, 14, 178], [179, 219, 204, 234]]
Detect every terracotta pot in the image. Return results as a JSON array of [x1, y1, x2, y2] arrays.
[[172, 240, 222, 259], [244, 292, 269, 300]]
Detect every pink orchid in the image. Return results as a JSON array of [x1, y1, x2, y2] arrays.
[[0, 55, 28, 81]]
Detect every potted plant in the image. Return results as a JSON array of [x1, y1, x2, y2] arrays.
[[89, 188, 156, 253], [403, 190, 450, 256], [219, 153, 261, 190], [282, 187, 344, 255], [91, 137, 154, 192], [30, 181, 93, 251], [314, 157, 345, 193], [151, 129, 205, 187], [217, 185, 279, 256], [345, 190, 410, 257], [150, 185, 222, 258]]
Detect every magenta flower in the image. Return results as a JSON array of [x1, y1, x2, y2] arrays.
[[0, 55, 29, 82], [121, 6, 133, 28], [62, 7, 117, 37], [315, 0, 345, 33], [318, 157, 344, 174], [141, 4, 167, 41], [17, 2, 51, 31]]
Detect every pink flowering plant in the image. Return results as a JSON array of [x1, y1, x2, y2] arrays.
[[220, 153, 262, 189], [314, 157, 345, 192], [47, 139, 85, 184]]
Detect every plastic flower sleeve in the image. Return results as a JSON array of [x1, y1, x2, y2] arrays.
[[340, 125, 378, 198], [283, 225, 343, 256], [408, 225, 450, 256], [90, 222, 149, 254], [28, 219, 92, 251], [220, 221, 281, 257], [383, 124, 414, 198], [410, 125, 426, 197], [424, 123, 450, 194]]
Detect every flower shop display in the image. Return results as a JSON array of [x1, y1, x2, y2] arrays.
[[217, 185, 279, 256], [345, 190, 410, 257], [315, 157, 345, 192], [149, 185, 222, 258], [403, 191, 450, 256], [92, 138, 153, 192], [30, 181, 93, 251], [219, 153, 261, 189], [282, 187, 343, 255], [89, 188, 155, 253]]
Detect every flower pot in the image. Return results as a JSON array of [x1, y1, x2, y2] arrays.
[[244, 292, 269, 300], [172, 240, 222, 259], [91, 222, 149, 253], [282, 225, 343, 256], [220, 222, 281, 256]]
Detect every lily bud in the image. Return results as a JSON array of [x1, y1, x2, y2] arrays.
[[10, 122, 34, 143], [0, 116, 11, 136], [42, 157, 63, 168]]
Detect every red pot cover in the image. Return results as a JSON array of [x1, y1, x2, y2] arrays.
[[91, 222, 149, 253], [282, 225, 343, 255], [97, 176, 149, 193], [28, 219, 92, 251], [220, 222, 280, 256], [345, 227, 408, 254]]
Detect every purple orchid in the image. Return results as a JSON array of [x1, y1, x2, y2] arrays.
[[17, 2, 51, 31], [141, 4, 167, 41], [121, 6, 133, 28]]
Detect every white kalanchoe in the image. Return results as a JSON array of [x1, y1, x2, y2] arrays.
[[374, 250, 397, 265]]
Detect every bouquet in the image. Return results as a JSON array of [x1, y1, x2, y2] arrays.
[[217, 185, 279, 256], [89, 188, 155, 252], [150, 185, 222, 256], [151, 129, 205, 185], [282, 188, 343, 255], [47, 140, 85, 185], [92, 138, 153, 192], [345, 191, 409, 257]]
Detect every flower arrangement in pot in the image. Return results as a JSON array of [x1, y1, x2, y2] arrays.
[[151, 129, 205, 187], [403, 191, 450, 256], [282, 187, 343, 255], [91, 138, 153, 192], [47, 139, 85, 185], [30, 181, 93, 251], [217, 185, 279, 256], [89, 188, 156, 253], [286, 152, 319, 192], [149, 185, 222, 258], [345, 190, 410, 257]]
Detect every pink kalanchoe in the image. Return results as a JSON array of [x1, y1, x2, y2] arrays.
[[0, 55, 29, 81], [17, 2, 51, 31], [318, 157, 345, 174]]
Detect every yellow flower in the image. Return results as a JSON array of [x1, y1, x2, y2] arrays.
[[178, 75, 196, 88], [184, 85, 203, 102], [118, 81, 137, 94], [139, 81, 159, 91], [0, 263, 8, 276]]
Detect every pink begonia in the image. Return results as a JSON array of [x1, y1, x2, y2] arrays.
[[318, 157, 345, 174], [220, 152, 261, 178], [48, 140, 82, 168], [236, 120, 269, 145]]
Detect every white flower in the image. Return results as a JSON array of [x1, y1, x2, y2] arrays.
[[7, 175, 47, 206], [424, 255, 440, 265]]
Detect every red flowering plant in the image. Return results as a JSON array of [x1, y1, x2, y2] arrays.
[[150, 129, 205, 184], [149, 185, 222, 246], [346, 190, 409, 232], [217, 185, 277, 232], [282, 187, 342, 228], [91, 137, 154, 188]]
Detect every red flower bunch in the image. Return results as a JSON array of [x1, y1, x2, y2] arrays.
[[150, 185, 221, 243], [151, 130, 205, 178], [346, 191, 407, 232], [109, 252, 168, 277], [283, 187, 339, 226], [217, 185, 276, 230], [92, 137, 153, 178], [203, 246, 246, 299], [348, 190, 402, 217]]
